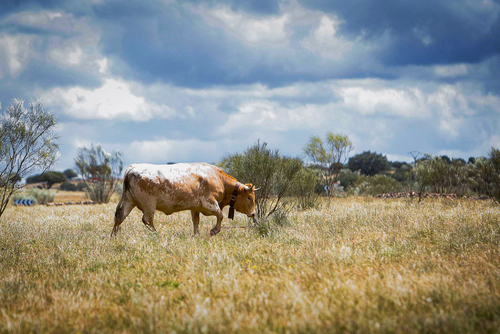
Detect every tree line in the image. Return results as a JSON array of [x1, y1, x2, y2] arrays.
[[1, 98, 499, 221]]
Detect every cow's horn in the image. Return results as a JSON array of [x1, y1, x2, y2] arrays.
[[254, 187, 261, 191]]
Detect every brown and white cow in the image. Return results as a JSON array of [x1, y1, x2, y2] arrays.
[[111, 163, 256, 236]]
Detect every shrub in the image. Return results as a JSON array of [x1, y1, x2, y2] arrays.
[[76, 182, 88, 191], [290, 168, 321, 210], [354, 175, 402, 196], [59, 182, 77, 191], [414, 156, 468, 196], [337, 169, 359, 190], [220, 140, 302, 220]]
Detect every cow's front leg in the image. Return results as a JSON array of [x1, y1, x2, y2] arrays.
[[201, 198, 223, 236], [191, 210, 200, 235], [210, 213, 223, 236]]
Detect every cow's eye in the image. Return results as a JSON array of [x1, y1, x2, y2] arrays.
[[248, 196, 252, 201]]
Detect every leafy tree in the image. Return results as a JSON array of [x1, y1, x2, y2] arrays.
[[26, 171, 66, 188], [75, 144, 123, 203], [63, 168, 77, 180], [26, 174, 41, 184], [304, 132, 353, 196], [0, 99, 58, 217], [347, 151, 390, 176], [440, 155, 452, 164], [220, 140, 302, 220]]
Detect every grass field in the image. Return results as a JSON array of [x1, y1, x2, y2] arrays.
[[0, 198, 499, 333]]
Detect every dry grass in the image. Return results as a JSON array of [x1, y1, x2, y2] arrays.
[[52, 190, 121, 203], [0, 198, 499, 333], [52, 190, 88, 203]]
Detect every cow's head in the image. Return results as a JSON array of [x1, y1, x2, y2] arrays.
[[234, 183, 257, 218]]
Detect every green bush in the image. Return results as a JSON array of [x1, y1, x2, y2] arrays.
[[414, 156, 468, 196], [337, 169, 359, 190], [354, 175, 402, 196], [220, 140, 302, 220], [60, 182, 77, 191], [76, 182, 88, 191], [290, 168, 321, 210]]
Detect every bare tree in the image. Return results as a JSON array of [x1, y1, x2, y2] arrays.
[[304, 132, 353, 197], [0, 99, 58, 217]]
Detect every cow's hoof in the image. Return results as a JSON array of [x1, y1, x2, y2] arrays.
[[210, 228, 219, 236]]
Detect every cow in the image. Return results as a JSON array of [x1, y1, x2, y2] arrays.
[[111, 163, 257, 237]]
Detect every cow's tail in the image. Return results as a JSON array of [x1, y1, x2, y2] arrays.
[[122, 169, 132, 196]]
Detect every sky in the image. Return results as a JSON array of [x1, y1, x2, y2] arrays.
[[1, 0, 500, 171]]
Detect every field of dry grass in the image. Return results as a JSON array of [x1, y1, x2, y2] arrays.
[[0, 198, 499, 333]]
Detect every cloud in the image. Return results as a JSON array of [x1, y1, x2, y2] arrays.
[[301, 15, 353, 59], [434, 64, 468, 78], [41, 79, 176, 121], [202, 6, 290, 44], [335, 83, 431, 118], [0, 34, 36, 78], [428, 85, 470, 137], [128, 138, 219, 163], [299, 0, 500, 66], [217, 100, 325, 134]]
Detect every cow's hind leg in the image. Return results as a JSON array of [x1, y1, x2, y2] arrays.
[[142, 210, 157, 233], [191, 210, 200, 235], [111, 199, 136, 236]]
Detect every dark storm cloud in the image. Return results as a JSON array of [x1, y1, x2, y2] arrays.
[[90, 1, 306, 87], [299, 0, 500, 66], [184, 0, 281, 15]]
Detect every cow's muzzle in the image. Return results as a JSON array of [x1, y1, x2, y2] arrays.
[[248, 213, 256, 218]]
